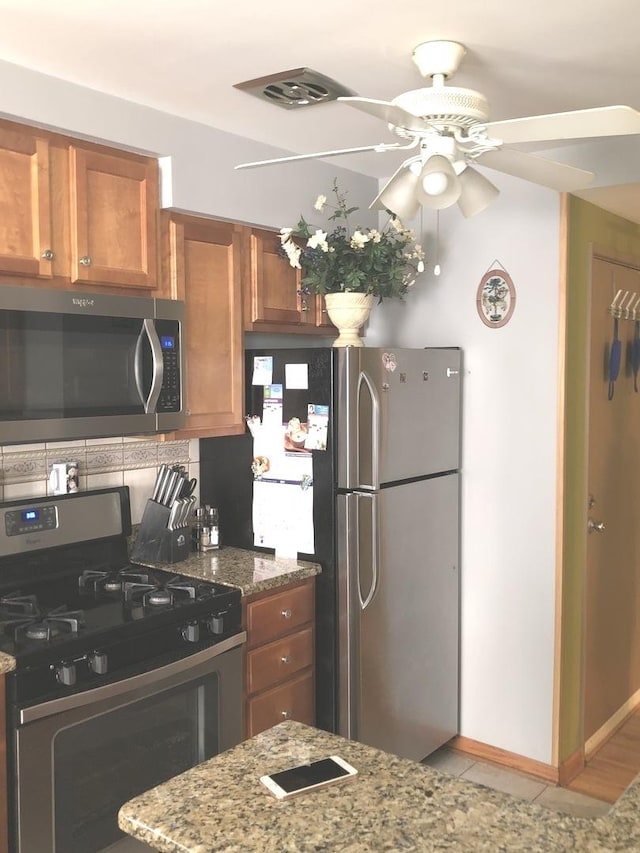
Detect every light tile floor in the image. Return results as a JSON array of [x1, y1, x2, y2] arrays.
[[421, 747, 612, 819]]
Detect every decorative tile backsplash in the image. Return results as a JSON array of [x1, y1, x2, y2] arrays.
[[0, 437, 201, 525]]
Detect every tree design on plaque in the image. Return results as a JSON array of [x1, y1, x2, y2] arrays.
[[476, 268, 516, 328]]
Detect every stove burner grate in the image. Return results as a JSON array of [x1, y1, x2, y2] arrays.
[[7, 606, 85, 644]]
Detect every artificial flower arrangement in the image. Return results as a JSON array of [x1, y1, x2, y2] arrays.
[[279, 179, 425, 302]]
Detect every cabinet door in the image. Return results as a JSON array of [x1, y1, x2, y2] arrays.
[[245, 227, 319, 331], [69, 147, 158, 289], [0, 127, 53, 278], [165, 213, 244, 439]]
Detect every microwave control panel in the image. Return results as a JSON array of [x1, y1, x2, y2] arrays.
[[156, 320, 181, 412]]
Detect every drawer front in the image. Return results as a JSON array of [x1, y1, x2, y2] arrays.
[[247, 627, 314, 695], [246, 581, 314, 647], [247, 670, 315, 738]]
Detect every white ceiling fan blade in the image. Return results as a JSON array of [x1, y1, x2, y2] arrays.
[[338, 97, 432, 133], [484, 105, 640, 145], [369, 164, 422, 220], [235, 141, 407, 170], [478, 148, 594, 191]]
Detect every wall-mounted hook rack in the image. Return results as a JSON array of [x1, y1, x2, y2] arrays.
[[609, 289, 625, 318]]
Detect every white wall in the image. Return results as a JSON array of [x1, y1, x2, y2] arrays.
[[368, 177, 561, 762]]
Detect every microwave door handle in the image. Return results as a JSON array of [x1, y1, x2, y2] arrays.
[[134, 319, 163, 414]]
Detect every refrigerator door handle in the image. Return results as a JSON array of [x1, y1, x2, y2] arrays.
[[358, 492, 379, 611], [357, 370, 380, 490]]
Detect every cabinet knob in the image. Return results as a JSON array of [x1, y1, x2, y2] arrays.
[[41, 249, 55, 261], [281, 655, 290, 665], [79, 256, 92, 267], [281, 710, 290, 720], [281, 608, 292, 619], [300, 300, 310, 312]]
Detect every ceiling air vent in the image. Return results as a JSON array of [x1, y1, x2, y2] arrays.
[[233, 68, 355, 110]]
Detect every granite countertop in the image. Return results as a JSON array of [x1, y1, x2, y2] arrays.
[[133, 546, 321, 596], [118, 721, 640, 853], [0, 652, 15, 674]]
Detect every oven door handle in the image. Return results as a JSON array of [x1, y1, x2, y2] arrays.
[[19, 631, 246, 725]]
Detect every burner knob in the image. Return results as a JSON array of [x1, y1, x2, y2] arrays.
[[88, 652, 108, 675], [207, 615, 224, 635], [55, 662, 76, 687], [182, 622, 200, 643]]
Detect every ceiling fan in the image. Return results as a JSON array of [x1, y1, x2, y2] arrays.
[[235, 40, 640, 219]]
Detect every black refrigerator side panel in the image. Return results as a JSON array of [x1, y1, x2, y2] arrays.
[[200, 347, 338, 734], [199, 434, 254, 549]]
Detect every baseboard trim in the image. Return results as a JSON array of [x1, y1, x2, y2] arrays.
[[558, 747, 585, 786], [448, 735, 558, 784], [585, 689, 640, 760]]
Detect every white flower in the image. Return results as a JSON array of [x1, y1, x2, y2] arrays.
[[306, 229, 329, 251], [350, 230, 370, 250], [282, 240, 301, 269], [369, 229, 382, 244], [314, 194, 327, 211], [279, 227, 293, 243]]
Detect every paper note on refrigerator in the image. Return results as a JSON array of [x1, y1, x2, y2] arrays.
[[252, 452, 314, 555], [251, 356, 273, 386]]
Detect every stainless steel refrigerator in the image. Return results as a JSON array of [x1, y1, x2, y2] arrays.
[[199, 346, 461, 761]]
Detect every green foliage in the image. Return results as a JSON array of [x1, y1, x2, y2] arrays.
[[280, 179, 425, 301]]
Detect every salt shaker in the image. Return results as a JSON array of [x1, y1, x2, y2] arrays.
[[199, 506, 220, 550]]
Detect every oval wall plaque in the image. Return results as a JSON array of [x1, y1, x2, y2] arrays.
[[476, 269, 516, 328]]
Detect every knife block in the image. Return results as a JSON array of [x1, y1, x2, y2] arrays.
[[130, 500, 190, 565]]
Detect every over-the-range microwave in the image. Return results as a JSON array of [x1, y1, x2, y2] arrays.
[[0, 284, 185, 445]]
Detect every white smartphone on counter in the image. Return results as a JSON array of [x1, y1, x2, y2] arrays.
[[259, 755, 358, 800]]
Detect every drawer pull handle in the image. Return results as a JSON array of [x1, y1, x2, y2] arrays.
[[281, 655, 290, 665], [281, 710, 290, 719], [281, 609, 292, 619]]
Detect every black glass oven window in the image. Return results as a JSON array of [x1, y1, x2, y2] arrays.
[[0, 309, 147, 419], [53, 675, 218, 853]]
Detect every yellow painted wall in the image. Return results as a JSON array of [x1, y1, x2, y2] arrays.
[[558, 195, 640, 762]]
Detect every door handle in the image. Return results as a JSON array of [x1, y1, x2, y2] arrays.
[[587, 518, 605, 533], [134, 319, 163, 414]]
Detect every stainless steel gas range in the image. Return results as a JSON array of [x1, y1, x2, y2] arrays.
[[0, 487, 246, 853]]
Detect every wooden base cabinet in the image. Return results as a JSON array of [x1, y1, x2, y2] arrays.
[[243, 578, 315, 738]]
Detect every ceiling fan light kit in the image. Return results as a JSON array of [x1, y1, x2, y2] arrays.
[[235, 39, 640, 222]]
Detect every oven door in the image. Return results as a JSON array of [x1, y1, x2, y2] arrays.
[[12, 633, 245, 853]]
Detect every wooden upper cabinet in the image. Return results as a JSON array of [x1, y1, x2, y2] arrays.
[[163, 212, 244, 439], [244, 227, 336, 335], [0, 126, 54, 278], [70, 147, 159, 289]]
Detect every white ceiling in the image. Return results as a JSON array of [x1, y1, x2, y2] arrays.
[[0, 0, 638, 220]]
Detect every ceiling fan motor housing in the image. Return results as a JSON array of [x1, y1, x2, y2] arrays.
[[392, 87, 490, 131]]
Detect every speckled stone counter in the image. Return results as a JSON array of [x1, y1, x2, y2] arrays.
[[134, 546, 320, 596], [118, 721, 640, 852], [0, 652, 15, 674]]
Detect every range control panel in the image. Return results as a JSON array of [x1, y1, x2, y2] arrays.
[[5, 505, 58, 536]]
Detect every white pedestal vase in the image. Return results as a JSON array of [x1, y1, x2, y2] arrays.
[[324, 293, 375, 347]]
